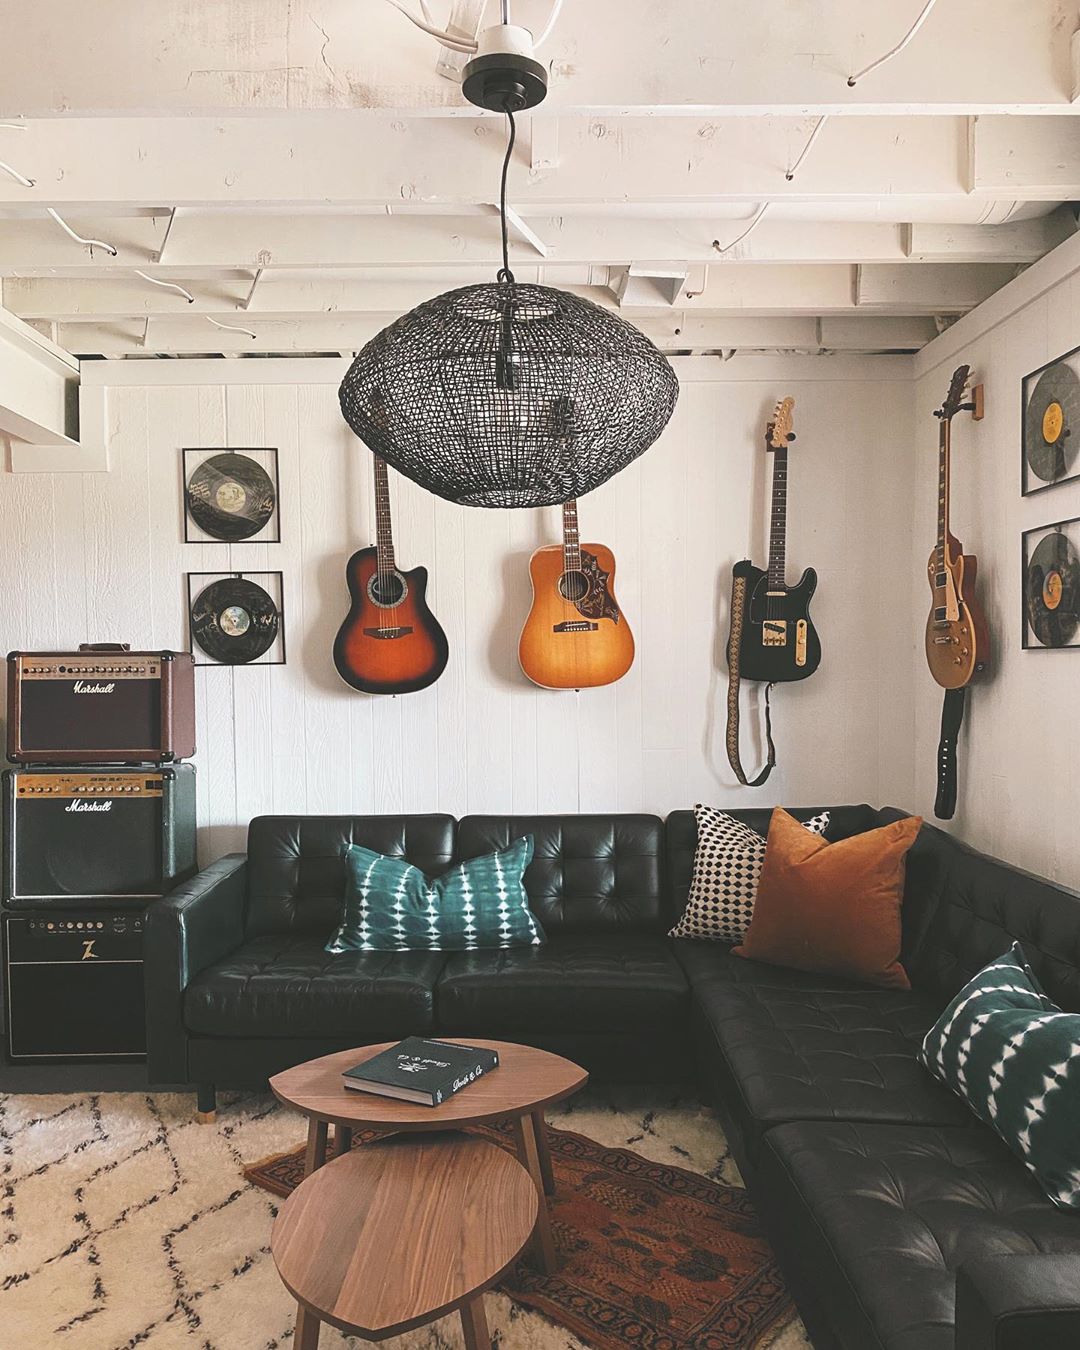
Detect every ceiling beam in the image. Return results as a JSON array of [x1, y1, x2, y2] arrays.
[[4, 263, 1015, 322], [50, 313, 938, 357], [0, 215, 1065, 275], [0, 115, 1075, 210], [0, 0, 1074, 116]]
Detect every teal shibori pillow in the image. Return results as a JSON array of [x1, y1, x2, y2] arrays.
[[920, 941, 1080, 1209], [326, 835, 545, 953]]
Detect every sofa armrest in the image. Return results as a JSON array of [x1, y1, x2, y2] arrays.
[[956, 1255, 1080, 1350], [143, 854, 247, 1085]]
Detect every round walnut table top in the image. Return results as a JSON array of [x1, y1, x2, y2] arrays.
[[269, 1038, 588, 1130], [271, 1132, 537, 1340]]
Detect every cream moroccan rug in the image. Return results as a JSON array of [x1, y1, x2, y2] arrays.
[[0, 1087, 810, 1349]]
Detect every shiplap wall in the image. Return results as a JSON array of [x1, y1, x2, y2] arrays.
[[0, 356, 912, 865], [894, 239, 1080, 885]]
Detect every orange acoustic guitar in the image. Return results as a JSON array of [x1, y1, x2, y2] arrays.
[[333, 454, 449, 695], [925, 364, 989, 689], [518, 499, 635, 690]]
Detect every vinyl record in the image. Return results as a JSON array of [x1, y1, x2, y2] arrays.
[[1026, 530, 1080, 648], [186, 452, 276, 541], [190, 577, 280, 663], [1024, 364, 1080, 485]]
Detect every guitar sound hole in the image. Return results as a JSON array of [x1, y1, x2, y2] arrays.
[[558, 571, 589, 603], [368, 572, 408, 607]]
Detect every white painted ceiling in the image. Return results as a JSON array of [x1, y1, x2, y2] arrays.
[[0, 0, 1078, 358]]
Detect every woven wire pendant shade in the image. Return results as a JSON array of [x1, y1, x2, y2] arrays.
[[338, 280, 679, 508]]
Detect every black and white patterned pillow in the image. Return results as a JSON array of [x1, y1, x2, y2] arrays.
[[668, 805, 830, 943]]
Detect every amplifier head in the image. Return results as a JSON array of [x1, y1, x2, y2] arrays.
[[6, 649, 195, 765]]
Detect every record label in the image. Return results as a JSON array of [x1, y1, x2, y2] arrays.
[[1026, 531, 1080, 648], [187, 453, 276, 541], [191, 577, 280, 663], [1025, 365, 1080, 485]]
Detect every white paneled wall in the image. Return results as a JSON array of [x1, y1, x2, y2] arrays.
[[0, 356, 912, 865], [892, 239, 1080, 886]]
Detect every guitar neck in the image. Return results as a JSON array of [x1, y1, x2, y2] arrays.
[[373, 454, 396, 572], [937, 417, 950, 566], [766, 443, 788, 588], [562, 499, 582, 573]]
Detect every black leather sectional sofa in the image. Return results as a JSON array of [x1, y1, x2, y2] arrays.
[[145, 805, 1080, 1350]]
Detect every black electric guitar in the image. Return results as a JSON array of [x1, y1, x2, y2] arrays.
[[731, 397, 821, 682]]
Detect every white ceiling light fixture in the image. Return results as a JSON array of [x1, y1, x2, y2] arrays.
[[386, 0, 562, 109]]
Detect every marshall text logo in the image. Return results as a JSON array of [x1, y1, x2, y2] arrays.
[[72, 680, 116, 694], [65, 799, 113, 813]]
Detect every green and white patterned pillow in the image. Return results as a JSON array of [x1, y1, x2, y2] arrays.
[[920, 942, 1080, 1210], [326, 835, 545, 953]]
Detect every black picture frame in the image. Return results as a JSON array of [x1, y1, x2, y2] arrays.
[[182, 447, 281, 543], [1021, 344, 1080, 497], [1021, 517, 1080, 651], [186, 570, 287, 666]]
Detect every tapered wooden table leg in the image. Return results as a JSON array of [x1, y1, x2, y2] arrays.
[[512, 1115, 557, 1274], [293, 1304, 321, 1350], [302, 1119, 329, 1177], [531, 1109, 556, 1196], [333, 1124, 352, 1158], [459, 1295, 491, 1350]]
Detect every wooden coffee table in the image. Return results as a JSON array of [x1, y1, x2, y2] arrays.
[[270, 1039, 587, 1275], [272, 1132, 537, 1349]]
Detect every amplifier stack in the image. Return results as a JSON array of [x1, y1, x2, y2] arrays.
[[3, 646, 197, 1063]]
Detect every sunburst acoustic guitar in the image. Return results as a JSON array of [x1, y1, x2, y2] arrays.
[[518, 499, 634, 690], [333, 454, 449, 695]]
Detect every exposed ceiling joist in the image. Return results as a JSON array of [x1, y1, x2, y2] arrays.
[[49, 312, 940, 357], [0, 215, 1066, 275], [0, 115, 1076, 210], [0, 0, 1074, 116]]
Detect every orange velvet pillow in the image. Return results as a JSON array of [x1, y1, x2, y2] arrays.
[[732, 808, 922, 990]]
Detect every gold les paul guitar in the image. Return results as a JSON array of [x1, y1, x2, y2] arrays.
[[925, 364, 989, 689], [518, 499, 634, 690]]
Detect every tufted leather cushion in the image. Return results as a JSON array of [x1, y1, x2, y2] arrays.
[[693, 966, 967, 1158], [757, 1121, 1080, 1350], [880, 811, 1080, 1012], [664, 805, 879, 931], [183, 935, 445, 1038], [436, 934, 689, 1034], [244, 815, 456, 937], [456, 815, 664, 933]]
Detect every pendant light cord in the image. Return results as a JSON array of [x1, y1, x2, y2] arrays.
[[497, 106, 517, 284]]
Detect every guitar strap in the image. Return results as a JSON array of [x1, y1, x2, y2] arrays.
[[934, 686, 966, 820], [725, 569, 777, 787]]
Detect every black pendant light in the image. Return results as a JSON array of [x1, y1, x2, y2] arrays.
[[339, 33, 678, 508]]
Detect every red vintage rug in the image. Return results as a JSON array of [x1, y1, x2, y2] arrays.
[[245, 1121, 794, 1350]]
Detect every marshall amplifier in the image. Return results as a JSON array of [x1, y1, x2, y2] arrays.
[[2, 765, 197, 907], [7, 647, 196, 764], [3, 910, 145, 1060]]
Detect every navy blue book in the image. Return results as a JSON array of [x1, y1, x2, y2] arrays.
[[341, 1037, 499, 1106]]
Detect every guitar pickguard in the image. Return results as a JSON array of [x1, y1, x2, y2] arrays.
[[573, 550, 622, 623]]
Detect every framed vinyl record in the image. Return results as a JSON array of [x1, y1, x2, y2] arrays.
[[1021, 346, 1080, 496], [183, 448, 280, 543], [1022, 518, 1080, 651], [187, 571, 286, 666]]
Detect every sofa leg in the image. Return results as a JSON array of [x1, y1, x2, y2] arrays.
[[195, 1083, 217, 1124]]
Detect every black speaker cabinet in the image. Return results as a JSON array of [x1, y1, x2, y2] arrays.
[[3, 910, 146, 1060], [7, 648, 196, 764], [3, 766, 197, 907]]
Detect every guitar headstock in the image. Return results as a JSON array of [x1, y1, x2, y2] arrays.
[[936, 364, 972, 421], [766, 397, 795, 450]]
